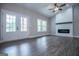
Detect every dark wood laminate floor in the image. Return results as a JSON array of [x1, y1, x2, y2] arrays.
[[0, 35, 79, 56]]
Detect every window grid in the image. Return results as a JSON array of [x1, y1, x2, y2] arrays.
[[42, 21, 47, 32], [37, 19, 42, 32], [37, 19, 47, 32], [21, 17, 27, 31], [6, 14, 16, 32]]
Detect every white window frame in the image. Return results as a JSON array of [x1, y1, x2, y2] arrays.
[[42, 20, 47, 32], [37, 19, 47, 32], [6, 14, 16, 32], [21, 16, 28, 32]]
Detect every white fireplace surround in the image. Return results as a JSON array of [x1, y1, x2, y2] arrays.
[[56, 24, 73, 37], [55, 7, 73, 37]]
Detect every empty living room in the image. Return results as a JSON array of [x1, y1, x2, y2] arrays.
[[0, 3, 79, 56]]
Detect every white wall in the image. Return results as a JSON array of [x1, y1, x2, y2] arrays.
[[0, 5, 1, 41], [73, 4, 79, 37], [0, 4, 51, 42], [56, 8, 73, 23], [50, 16, 56, 35]]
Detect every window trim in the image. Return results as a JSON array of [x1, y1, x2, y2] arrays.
[[6, 14, 16, 32], [21, 16, 28, 32], [37, 19, 47, 32]]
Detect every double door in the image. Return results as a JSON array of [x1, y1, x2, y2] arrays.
[[1, 10, 28, 41]]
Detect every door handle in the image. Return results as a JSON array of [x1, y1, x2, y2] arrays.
[[17, 26, 19, 30]]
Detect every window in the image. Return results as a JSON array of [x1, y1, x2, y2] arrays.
[[42, 21, 47, 31], [6, 14, 16, 32], [21, 17, 27, 31], [37, 19, 47, 32], [37, 19, 42, 32]]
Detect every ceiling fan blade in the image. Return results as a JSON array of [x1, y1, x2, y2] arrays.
[[54, 3, 58, 7], [59, 8, 62, 10], [48, 8, 53, 10], [52, 10, 55, 12], [60, 4, 66, 7]]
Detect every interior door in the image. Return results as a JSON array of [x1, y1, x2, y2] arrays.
[[17, 14, 29, 39], [1, 10, 29, 42], [1, 10, 18, 41]]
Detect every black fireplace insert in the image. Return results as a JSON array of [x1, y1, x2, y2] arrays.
[[58, 29, 70, 33]]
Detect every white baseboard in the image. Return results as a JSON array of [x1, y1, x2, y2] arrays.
[[52, 34, 79, 38], [52, 34, 73, 37], [0, 34, 51, 43], [1, 34, 79, 43], [73, 36, 79, 38]]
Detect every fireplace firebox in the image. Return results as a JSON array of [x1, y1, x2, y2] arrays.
[[58, 29, 70, 33]]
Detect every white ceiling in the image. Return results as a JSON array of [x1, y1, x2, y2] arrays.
[[17, 3, 75, 18]]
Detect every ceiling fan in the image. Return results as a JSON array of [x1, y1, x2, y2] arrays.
[[48, 3, 66, 12]]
